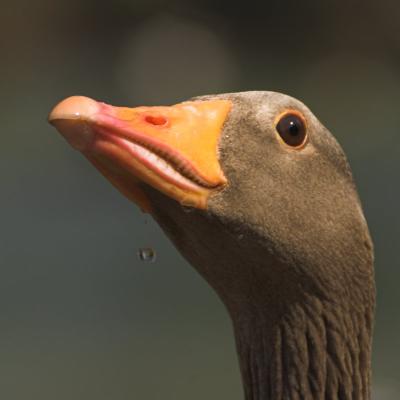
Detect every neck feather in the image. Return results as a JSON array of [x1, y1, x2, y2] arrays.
[[233, 293, 374, 400], [147, 188, 375, 400]]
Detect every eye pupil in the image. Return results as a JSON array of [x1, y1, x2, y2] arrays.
[[276, 112, 307, 147], [288, 121, 299, 135]]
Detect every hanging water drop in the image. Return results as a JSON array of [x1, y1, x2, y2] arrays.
[[181, 205, 194, 213], [138, 247, 157, 263]]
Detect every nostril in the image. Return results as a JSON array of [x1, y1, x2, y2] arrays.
[[145, 115, 168, 126]]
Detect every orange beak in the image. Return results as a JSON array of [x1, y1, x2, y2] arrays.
[[48, 96, 231, 212]]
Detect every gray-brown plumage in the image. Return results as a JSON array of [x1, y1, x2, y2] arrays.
[[142, 92, 375, 400], [49, 91, 375, 400]]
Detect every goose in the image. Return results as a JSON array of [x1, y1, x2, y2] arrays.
[[48, 91, 375, 400]]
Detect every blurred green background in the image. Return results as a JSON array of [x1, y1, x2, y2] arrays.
[[1, 0, 399, 399]]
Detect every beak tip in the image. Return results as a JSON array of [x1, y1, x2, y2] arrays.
[[48, 95, 99, 123], [48, 96, 99, 151]]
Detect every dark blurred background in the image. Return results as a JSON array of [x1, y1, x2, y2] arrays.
[[1, 0, 399, 399]]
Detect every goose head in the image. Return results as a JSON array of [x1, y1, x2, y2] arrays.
[[49, 91, 375, 400]]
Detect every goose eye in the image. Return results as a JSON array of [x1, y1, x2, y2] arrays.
[[276, 112, 307, 148]]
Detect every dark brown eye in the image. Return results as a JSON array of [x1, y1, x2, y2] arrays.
[[276, 112, 307, 148]]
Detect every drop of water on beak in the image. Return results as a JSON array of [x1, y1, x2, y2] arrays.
[[138, 247, 157, 263], [181, 205, 194, 213]]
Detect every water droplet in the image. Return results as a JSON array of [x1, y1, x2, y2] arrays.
[[138, 247, 157, 263], [181, 205, 194, 213], [181, 196, 198, 209]]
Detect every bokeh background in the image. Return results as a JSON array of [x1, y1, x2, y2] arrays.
[[1, 1, 399, 399]]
